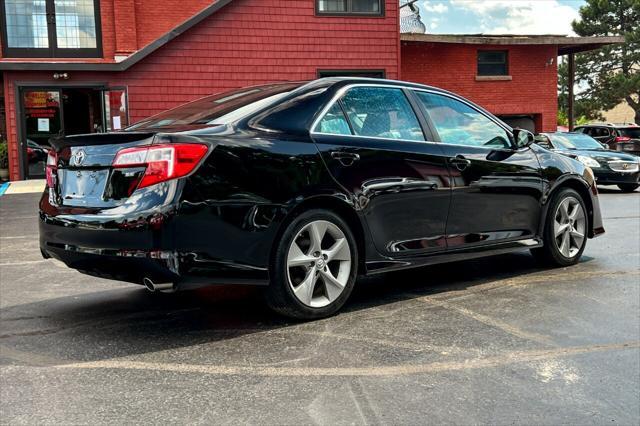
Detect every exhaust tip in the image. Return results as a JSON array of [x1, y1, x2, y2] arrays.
[[143, 277, 176, 293], [143, 277, 156, 292]]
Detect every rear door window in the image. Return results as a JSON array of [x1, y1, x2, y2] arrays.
[[317, 103, 352, 135], [338, 87, 425, 142]]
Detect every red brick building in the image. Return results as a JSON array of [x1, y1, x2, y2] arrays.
[[0, 0, 619, 181]]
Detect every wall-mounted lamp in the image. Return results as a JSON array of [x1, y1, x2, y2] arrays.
[[53, 72, 69, 80], [546, 58, 555, 67]]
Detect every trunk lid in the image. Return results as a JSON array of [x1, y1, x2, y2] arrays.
[[51, 132, 155, 207]]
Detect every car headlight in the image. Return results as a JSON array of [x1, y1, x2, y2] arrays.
[[576, 155, 600, 168]]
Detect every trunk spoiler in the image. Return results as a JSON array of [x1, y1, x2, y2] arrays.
[[49, 132, 156, 151]]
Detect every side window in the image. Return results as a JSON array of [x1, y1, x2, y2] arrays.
[[317, 103, 352, 135], [339, 87, 424, 141], [535, 135, 552, 149], [415, 92, 511, 148], [594, 127, 607, 137]]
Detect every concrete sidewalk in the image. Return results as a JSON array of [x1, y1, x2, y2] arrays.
[[0, 179, 45, 196]]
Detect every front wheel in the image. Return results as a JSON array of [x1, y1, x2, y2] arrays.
[[617, 183, 639, 193], [264, 209, 358, 320], [531, 188, 588, 267]]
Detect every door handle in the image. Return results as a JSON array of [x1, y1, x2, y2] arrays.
[[448, 155, 471, 171], [330, 151, 360, 166]]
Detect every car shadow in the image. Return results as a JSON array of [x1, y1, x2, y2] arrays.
[[0, 252, 595, 366]]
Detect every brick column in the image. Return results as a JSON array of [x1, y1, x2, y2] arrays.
[[113, 0, 138, 56]]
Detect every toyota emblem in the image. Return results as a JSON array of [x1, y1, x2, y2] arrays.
[[71, 149, 86, 166]]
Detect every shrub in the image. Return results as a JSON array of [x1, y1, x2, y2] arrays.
[[0, 141, 9, 169]]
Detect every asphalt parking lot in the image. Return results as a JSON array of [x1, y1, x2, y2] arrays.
[[1, 188, 639, 424]]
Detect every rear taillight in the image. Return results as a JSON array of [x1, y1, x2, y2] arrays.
[[112, 144, 208, 190], [46, 150, 57, 188], [615, 136, 631, 142]]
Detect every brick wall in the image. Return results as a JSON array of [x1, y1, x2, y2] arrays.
[[3, 0, 400, 180], [401, 41, 558, 132]]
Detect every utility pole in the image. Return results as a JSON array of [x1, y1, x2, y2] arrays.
[[568, 52, 575, 131]]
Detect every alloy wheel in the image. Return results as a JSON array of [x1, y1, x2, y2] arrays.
[[286, 220, 352, 308], [553, 196, 586, 259]]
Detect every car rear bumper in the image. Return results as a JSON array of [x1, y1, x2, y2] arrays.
[[615, 141, 640, 155], [41, 241, 181, 285], [40, 219, 270, 287], [39, 187, 271, 288]]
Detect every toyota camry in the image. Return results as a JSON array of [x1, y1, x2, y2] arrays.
[[535, 132, 639, 192], [40, 78, 604, 319]]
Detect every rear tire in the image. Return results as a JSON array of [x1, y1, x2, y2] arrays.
[[264, 209, 358, 320], [531, 188, 588, 267], [617, 183, 639, 193]]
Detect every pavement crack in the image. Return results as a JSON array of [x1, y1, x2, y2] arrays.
[[51, 341, 640, 377], [416, 297, 557, 346]]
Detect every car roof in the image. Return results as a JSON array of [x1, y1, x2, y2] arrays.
[[576, 123, 638, 129], [308, 77, 453, 95]]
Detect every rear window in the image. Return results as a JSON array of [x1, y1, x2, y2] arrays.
[[127, 83, 302, 130], [618, 128, 640, 138]]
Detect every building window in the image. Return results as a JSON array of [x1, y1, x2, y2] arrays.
[[316, 0, 383, 16], [318, 69, 385, 78], [477, 50, 509, 76], [1, 0, 101, 58]]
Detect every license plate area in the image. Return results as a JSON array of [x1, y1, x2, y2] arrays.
[[60, 169, 110, 206]]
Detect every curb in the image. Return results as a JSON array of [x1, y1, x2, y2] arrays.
[[0, 179, 46, 196]]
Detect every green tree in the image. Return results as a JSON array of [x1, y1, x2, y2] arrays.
[[570, 0, 640, 125], [557, 61, 603, 125]]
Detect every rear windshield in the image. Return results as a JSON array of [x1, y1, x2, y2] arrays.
[[549, 133, 603, 150], [618, 128, 640, 138], [126, 83, 302, 130]]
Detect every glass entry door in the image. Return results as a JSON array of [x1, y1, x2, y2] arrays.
[[20, 87, 129, 179], [22, 90, 62, 178], [102, 89, 128, 132]]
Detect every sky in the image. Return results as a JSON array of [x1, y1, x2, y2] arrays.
[[414, 0, 587, 35]]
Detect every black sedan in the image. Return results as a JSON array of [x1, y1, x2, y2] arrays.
[[40, 78, 604, 319], [536, 132, 639, 192]]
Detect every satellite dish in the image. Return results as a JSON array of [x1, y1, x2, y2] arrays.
[[400, 0, 426, 34]]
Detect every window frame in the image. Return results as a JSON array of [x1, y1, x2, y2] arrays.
[[477, 50, 509, 77], [410, 88, 516, 150], [310, 83, 435, 143], [0, 0, 103, 58], [315, 0, 385, 17]]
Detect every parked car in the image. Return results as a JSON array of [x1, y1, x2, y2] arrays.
[[26, 139, 50, 163], [40, 78, 604, 319], [574, 123, 640, 155], [535, 132, 639, 193]]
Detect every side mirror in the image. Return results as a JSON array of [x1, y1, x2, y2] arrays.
[[601, 142, 609, 150], [513, 128, 535, 149]]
